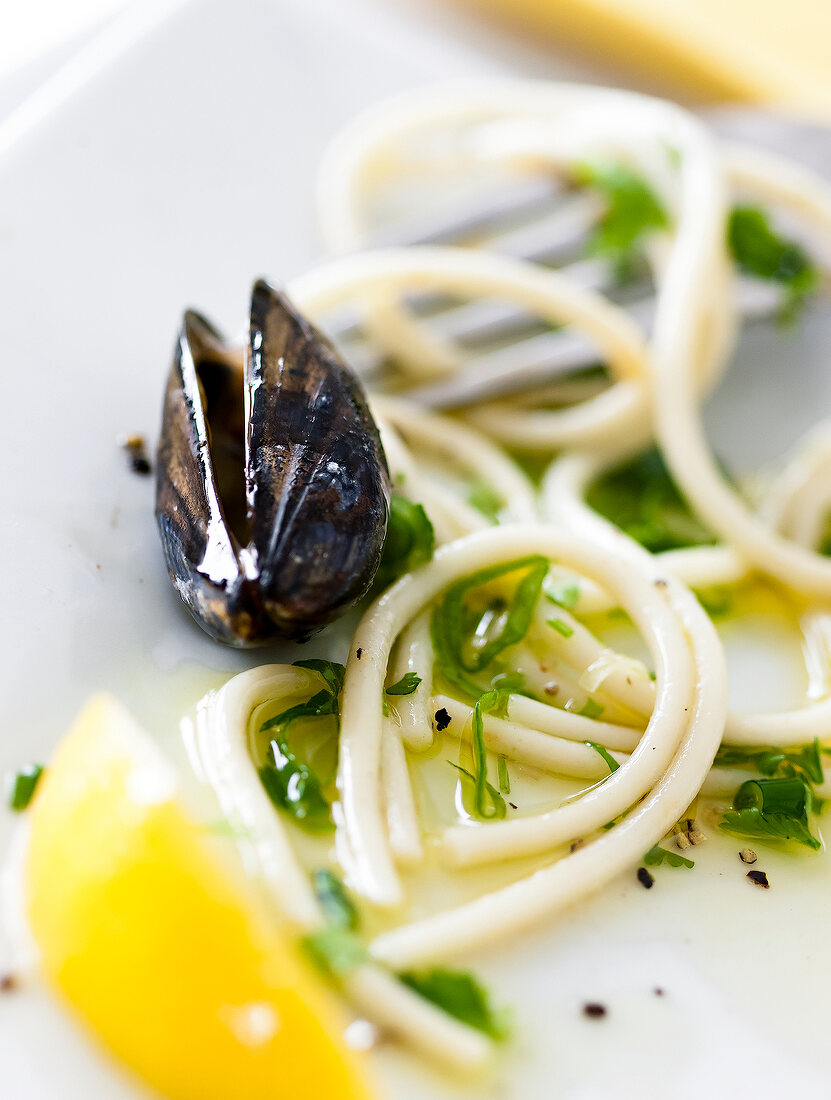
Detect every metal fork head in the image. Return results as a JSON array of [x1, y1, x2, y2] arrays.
[[325, 108, 831, 411]]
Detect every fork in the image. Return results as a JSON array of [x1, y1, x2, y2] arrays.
[[326, 110, 829, 409]]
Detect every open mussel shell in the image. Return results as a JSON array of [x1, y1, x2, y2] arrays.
[[155, 280, 390, 646]]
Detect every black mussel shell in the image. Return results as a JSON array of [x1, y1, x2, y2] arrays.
[[155, 280, 390, 645]]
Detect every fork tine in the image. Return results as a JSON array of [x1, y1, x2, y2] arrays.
[[470, 192, 603, 263], [365, 175, 562, 248], [402, 278, 784, 409], [324, 133, 797, 406], [331, 272, 783, 405], [428, 258, 611, 349]]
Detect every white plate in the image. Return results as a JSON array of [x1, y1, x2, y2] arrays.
[[2, 1, 831, 1098]]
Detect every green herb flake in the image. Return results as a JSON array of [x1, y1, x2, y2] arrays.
[[546, 582, 580, 611], [374, 496, 435, 591], [697, 587, 733, 620], [497, 755, 511, 795], [719, 776, 822, 851], [431, 555, 548, 701], [586, 447, 715, 554], [259, 689, 338, 734], [202, 819, 255, 841], [8, 764, 44, 811], [257, 678, 344, 833], [467, 480, 503, 524], [399, 967, 511, 1040], [386, 672, 423, 696], [728, 205, 820, 322], [470, 691, 513, 818], [547, 617, 574, 638], [488, 671, 527, 703], [302, 927, 367, 980], [713, 740, 824, 786], [430, 557, 548, 819], [721, 809, 821, 850], [579, 698, 605, 721], [312, 869, 358, 931], [576, 161, 668, 277], [448, 759, 507, 821], [292, 659, 346, 696], [585, 741, 618, 774], [259, 753, 333, 833], [643, 844, 694, 869]]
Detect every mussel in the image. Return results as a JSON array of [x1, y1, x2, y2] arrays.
[[155, 279, 390, 645]]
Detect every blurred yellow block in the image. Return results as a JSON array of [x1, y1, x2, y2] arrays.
[[25, 694, 374, 1100], [463, 0, 831, 115]]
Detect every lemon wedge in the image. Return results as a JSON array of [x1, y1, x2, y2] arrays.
[[24, 694, 374, 1100]]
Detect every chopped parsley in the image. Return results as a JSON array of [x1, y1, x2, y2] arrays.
[[696, 586, 733, 620], [292, 658, 346, 696], [576, 161, 669, 279], [259, 746, 333, 833], [819, 517, 831, 558], [489, 671, 527, 698], [578, 698, 605, 720], [448, 689, 509, 820], [374, 495, 435, 591], [7, 764, 44, 811], [386, 672, 422, 696], [467, 480, 502, 523], [302, 927, 367, 979], [448, 760, 506, 820], [303, 867, 364, 979], [399, 967, 511, 1040], [586, 448, 714, 554], [257, 664, 346, 833], [713, 739, 824, 786], [259, 689, 339, 734], [312, 870, 358, 931], [455, 678, 530, 820], [546, 582, 580, 611], [431, 555, 548, 701], [305, 898, 513, 1044], [643, 844, 694, 869], [497, 755, 511, 795], [548, 617, 574, 638], [585, 741, 618, 774], [728, 205, 819, 322], [203, 820, 255, 840], [719, 776, 821, 851]]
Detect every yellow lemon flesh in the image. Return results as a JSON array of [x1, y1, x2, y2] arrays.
[[25, 694, 374, 1100]]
